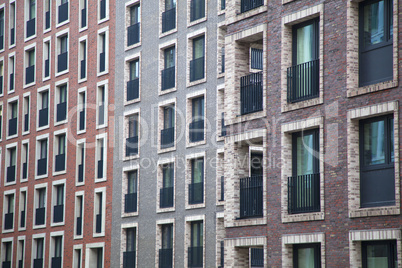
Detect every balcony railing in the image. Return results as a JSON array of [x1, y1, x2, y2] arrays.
[[45, 59, 50, 78], [95, 213, 102, 233], [240, 71, 263, 115], [76, 216, 82, 235], [188, 246, 203, 268], [0, 76, 3, 95], [58, 52, 68, 73], [287, 59, 319, 103], [159, 248, 173, 268], [10, 28, 15, 45], [37, 158, 47, 176], [57, 101, 67, 122], [239, 175, 263, 219], [97, 160, 103, 178], [18, 260, 23, 268], [45, 11, 50, 29], [100, 0, 106, 19], [127, 22, 140, 46], [35, 207, 45, 225], [99, 52, 105, 72], [125, 192, 137, 213], [58, 2, 68, 23], [219, 176, 224, 201], [78, 163, 84, 182], [9, 73, 14, 91], [160, 187, 173, 208], [251, 248, 264, 267], [240, 0, 263, 13], [126, 136, 139, 157], [189, 182, 203, 204], [6, 165, 15, 182], [25, 65, 35, 85], [288, 173, 320, 214], [127, 78, 139, 101], [24, 113, 29, 132], [23, 162, 28, 179], [162, 66, 175, 90], [79, 110, 85, 130], [55, 153, 66, 172], [161, 127, 174, 149], [162, 7, 176, 33], [2, 261, 10, 268], [81, 8, 87, 28], [20, 210, 25, 228], [190, 57, 204, 82], [39, 107, 49, 127], [80, 59, 86, 79], [189, 119, 204, 143], [4, 212, 13, 230], [190, 0, 205, 21], [53, 204, 64, 223], [123, 251, 136, 268], [33, 258, 43, 268], [8, 117, 17, 136], [26, 18, 35, 38], [51, 257, 62, 268]]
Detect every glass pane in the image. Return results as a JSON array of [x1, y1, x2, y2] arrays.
[[389, 118, 394, 162], [163, 164, 173, 187], [162, 224, 172, 249], [296, 133, 314, 175], [296, 24, 314, 64], [165, 0, 176, 10], [126, 228, 136, 251], [59, 135, 65, 154], [128, 171, 137, 193], [42, 92, 49, 108], [130, 5, 139, 25], [164, 47, 175, 69], [193, 37, 204, 59], [30, 0, 36, 19], [297, 247, 316, 268], [192, 159, 203, 183], [128, 115, 138, 137], [363, 0, 385, 45], [130, 60, 139, 80], [363, 120, 385, 165], [366, 244, 389, 268], [29, 50, 35, 66], [192, 97, 204, 119]]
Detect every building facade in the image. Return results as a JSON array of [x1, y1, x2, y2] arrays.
[[0, 0, 115, 267]]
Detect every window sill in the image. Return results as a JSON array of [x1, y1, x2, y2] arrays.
[[95, 177, 107, 183], [347, 79, 398, 98], [98, 17, 109, 25], [77, 129, 86, 135], [122, 211, 138, 218], [228, 5, 267, 24], [23, 81, 36, 89], [50, 221, 65, 227], [96, 123, 108, 130], [124, 154, 139, 162], [158, 145, 176, 155], [53, 169, 66, 177], [33, 224, 46, 230], [78, 77, 87, 84], [43, 76, 51, 82], [56, 69, 69, 78], [2, 228, 14, 234], [125, 42, 141, 52], [186, 139, 206, 149], [93, 232, 105, 238], [79, 26, 88, 33], [349, 206, 400, 218], [159, 87, 177, 96], [185, 203, 205, 210], [156, 207, 175, 214], [6, 134, 18, 141], [74, 234, 83, 240], [188, 16, 207, 28], [4, 181, 16, 187], [282, 212, 324, 223], [187, 77, 206, 88], [159, 28, 177, 39], [9, 44, 16, 50], [37, 125, 50, 132], [18, 226, 26, 232], [97, 70, 109, 77], [227, 216, 266, 227], [125, 97, 141, 106], [230, 110, 265, 125], [54, 119, 68, 127], [282, 96, 323, 113], [24, 34, 37, 43], [35, 174, 48, 180], [43, 28, 51, 34], [56, 20, 69, 29]]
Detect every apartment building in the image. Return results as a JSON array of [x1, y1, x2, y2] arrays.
[[0, 0, 115, 267]]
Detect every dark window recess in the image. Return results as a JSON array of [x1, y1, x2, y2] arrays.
[[239, 175, 263, 218], [360, 115, 395, 208], [55, 153, 65, 172], [188, 246, 203, 268], [6, 165, 15, 182], [127, 78, 139, 101], [100, 0, 106, 20], [99, 52, 105, 73], [81, 5, 87, 28], [20, 209, 26, 228], [189, 159, 204, 204], [33, 258, 43, 268], [220, 47, 225, 73], [45, 10, 50, 29], [241, 0, 263, 13], [9, 72, 14, 91], [81, 59, 86, 79], [10, 27, 15, 46], [39, 107, 49, 127], [362, 240, 397, 268], [23, 162, 28, 179], [251, 248, 264, 267], [359, 0, 393, 86], [123, 251, 136, 268], [97, 159, 103, 178], [288, 173, 320, 214], [25, 65, 35, 85], [162, 7, 175, 33], [160, 186, 173, 208], [127, 22, 140, 46], [218, 241, 224, 268], [51, 257, 61, 268], [251, 48, 263, 70], [53, 204, 64, 223], [190, 56, 204, 82], [219, 176, 225, 201], [58, 1, 68, 24], [221, 112, 226, 137], [159, 224, 173, 268], [8, 117, 17, 136], [76, 215, 82, 235], [126, 136, 138, 156], [35, 207, 45, 225], [37, 139, 48, 175], [161, 127, 174, 149], [293, 243, 321, 268], [124, 191, 137, 213], [95, 213, 102, 233], [58, 51, 68, 73], [188, 221, 203, 268], [190, 0, 205, 22], [0, 75, 3, 95], [240, 71, 263, 115], [44, 59, 50, 78], [26, 18, 36, 38], [4, 212, 13, 230], [162, 66, 175, 91], [159, 248, 173, 268], [24, 113, 29, 132], [0, 11, 3, 50], [189, 119, 204, 142], [79, 108, 85, 131], [221, 0, 226, 10], [160, 164, 174, 208], [57, 101, 67, 122]]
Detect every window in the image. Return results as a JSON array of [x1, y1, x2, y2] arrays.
[[21, 142, 29, 180], [160, 164, 174, 208], [293, 244, 321, 268], [190, 0, 205, 22], [26, 0, 36, 38], [189, 97, 204, 143], [33, 237, 44, 268], [94, 190, 104, 234], [73, 246, 82, 268], [123, 228, 136, 268], [3, 193, 15, 230], [99, 0, 107, 21], [76, 141, 85, 184], [8, 55, 15, 92], [52, 183, 64, 223], [189, 158, 204, 205], [25, 48, 36, 86], [51, 235, 63, 267], [44, 0, 51, 30], [359, 0, 393, 86], [96, 137, 105, 179], [162, 0, 176, 33], [240, 0, 263, 13], [57, 0, 69, 24], [35, 187, 46, 226], [2, 241, 12, 267], [188, 221, 203, 268], [98, 31, 107, 74], [38, 90, 49, 128], [0, 9, 4, 51], [161, 105, 174, 149], [19, 190, 27, 229], [162, 46, 175, 90], [75, 194, 83, 237], [127, 59, 139, 101], [57, 34, 68, 73], [23, 95, 30, 133], [79, 39, 87, 80], [362, 240, 397, 268], [9, 3, 16, 46], [220, 0, 225, 11], [43, 40, 50, 79], [124, 171, 138, 213], [55, 84, 67, 123], [78, 90, 86, 132], [0, 61, 3, 95], [190, 36, 205, 82], [80, 0, 87, 29], [127, 4, 140, 46], [17, 239, 25, 268], [6, 146, 17, 183], [125, 115, 138, 157], [359, 115, 394, 208], [37, 138, 48, 176], [0, 105, 2, 140], [251, 248, 264, 268], [97, 84, 107, 127], [8, 101, 18, 137], [159, 224, 173, 267]]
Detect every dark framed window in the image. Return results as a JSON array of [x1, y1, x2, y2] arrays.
[[189, 221, 203, 267], [292, 129, 319, 177], [125, 170, 138, 213], [126, 115, 138, 156], [160, 163, 174, 208], [161, 105, 175, 149], [35, 238, 44, 263], [189, 97, 204, 143], [58, 35, 68, 72], [29, 0, 36, 20], [360, 115, 395, 208], [189, 158, 204, 204], [190, 0, 205, 22], [127, 60, 139, 101], [190, 36, 205, 82], [53, 184, 64, 223], [123, 228, 136, 268], [164, 47, 175, 69], [52, 236, 63, 266], [162, 0, 176, 33], [359, 0, 393, 86], [162, 224, 173, 249], [127, 4, 140, 46], [293, 243, 321, 268], [362, 240, 397, 268], [56, 85, 67, 122]]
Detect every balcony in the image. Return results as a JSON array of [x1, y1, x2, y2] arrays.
[[240, 71, 263, 115], [100, 0, 106, 19], [219, 176, 224, 201], [251, 248, 264, 267], [190, 0, 205, 21], [241, 0, 263, 13], [0, 76, 3, 95], [35, 207, 45, 225], [57, 52, 68, 73], [190, 57, 204, 82], [25, 65, 35, 85], [37, 158, 47, 176], [159, 248, 173, 268], [79, 110, 85, 130], [2, 261, 10, 268], [161, 127, 174, 149], [55, 153, 65, 172], [287, 59, 319, 103], [188, 246, 203, 268], [127, 78, 139, 101], [10, 28, 15, 45], [78, 163, 84, 182], [76, 216, 82, 235], [9, 73, 14, 91], [53, 204, 64, 223], [162, 7, 176, 33], [58, 2, 68, 24], [95, 213, 102, 233], [4, 212, 13, 230], [288, 173, 320, 214], [57, 101, 67, 122], [239, 175, 263, 219], [45, 11, 50, 29], [51, 257, 62, 268], [189, 182, 203, 205], [81, 8, 87, 28], [97, 160, 103, 178], [8, 117, 17, 136], [162, 66, 175, 90], [160, 187, 173, 208], [39, 107, 49, 127], [33, 258, 43, 268], [23, 162, 28, 179], [125, 192, 137, 213], [45, 59, 50, 78], [6, 165, 15, 183], [26, 18, 35, 38], [189, 119, 204, 143], [127, 22, 140, 46], [99, 52, 105, 73], [123, 251, 136, 268], [126, 136, 139, 157], [24, 113, 29, 132], [20, 210, 25, 228], [80, 59, 86, 79]]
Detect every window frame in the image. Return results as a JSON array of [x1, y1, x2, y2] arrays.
[[56, 0, 69, 28], [74, 191, 85, 239], [76, 138, 86, 186], [95, 133, 107, 182], [96, 80, 108, 129], [51, 180, 66, 226], [37, 86, 50, 131], [97, 27, 109, 76], [35, 134, 49, 179], [55, 29, 69, 76], [6, 97, 19, 140], [9, 2, 16, 48], [18, 187, 28, 231], [2, 190, 16, 233], [78, 36, 88, 83], [33, 183, 48, 229]]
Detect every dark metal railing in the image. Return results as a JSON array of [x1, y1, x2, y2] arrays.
[[97, 160, 103, 178], [162, 7, 176, 33], [51, 257, 62, 268], [189, 182, 203, 204], [160, 187, 173, 208], [251, 248, 264, 267], [161, 127, 174, 149], [25, 65, 35, 85], [189, 119, 204, 143], [241, 0, 263, 13], [53, 204, 64, 223], [18, 260, 23, 268], [190, 57, 204, 82], [125, 192, 137, 213], [126, 136, 139, 157], [8, 117, 17, 136], [219, 176, 224, 201], [33, 258, 43, 268], [188, 246, 203, 268], [2, 261, 10, 268], [24, 113, 29, 132], [78, 163, 84, 182], [239, 175, 263, 218], [159, 248, 173, 268], [55, 153, 66, 172], [58, 2, 68, 23], [26, 18, 35, 38], [35, 207, 45, 225], [123, 251, 136, 268], [23, 162, 28, 179], [288, 173, 320, 214], [127, 22, 140, 46], [45, 59, 50, 78], [0, 76, 3, 95], [39, 107, 49, 127], [37, 158, 47, 176], [79, 110, 85, 130], [10, 28, 15, 45], [45, 11, 50, 29], [99, 52, 105, 72], [57, 101, 67, 122], [127, 78, 139, 101], [6, 165, 15, 182], [80, 59, 86, 79], [81, 8, 87, 28], [76, 216, 82, 235], [162, 66, 175, 90], [287, 59, 319, 103], [240, 71, 263, 115], [100, 0, 106, 19], [20, 210, 25, 228], [4, 212, 13, 230], [58, 52, 68, 73], [9, 73, 14, 91], [95, 213, 102, 233], [190, 0, 205, 21]]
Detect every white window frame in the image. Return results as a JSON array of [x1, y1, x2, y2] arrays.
[[54, 79, 69, 126], [33, 183, 48, 229], [9, 1, 16, 49], [85, 242, 105, 268], [42, 36, 51, 82], [122, 165, 139, 217], [55, 28, 69, 77], [98, 0, 109, 23], [56, 0, 69, 28], [96, 80, 108, 129], [78, 36, 88, 83], [76, 138, 86, 186], [6, 96, 19, 140], [36, 85, 51, 131], [18, 187, 28, 231], [77, 87, 87, 134], [22, 92, 31, 135], [74, 191, 85, 240], [8, 53, 15, 94], [79, 0, 88, 32], [31, 233, 46, 268], [4, 142, 18, 186], [20, 139, 29, 183], [35, 133, 49, 180], [23, 43, 36, 88], [51, 179, 66, 226], [93, 187, 106, 237], [24, 0, 37, 42], [2, 189, 16, 233], [43, 0, 51, 32], [73, 244, 83, 268], [95, 133, 107, 182], [97, 27, 109, 76], [1, 237, 14, 267]]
